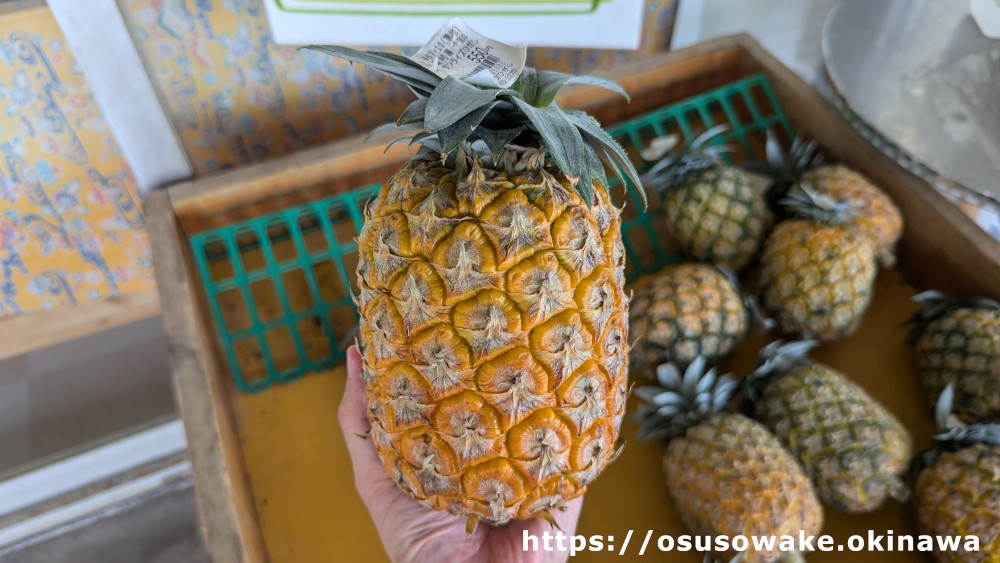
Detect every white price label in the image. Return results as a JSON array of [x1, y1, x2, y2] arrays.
[[410, 18, 527, 88]]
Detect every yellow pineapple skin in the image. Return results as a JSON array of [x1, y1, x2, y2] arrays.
[[758, 219, 877, 341], [914, 443, 1000, 562], [802, 164, 903, 266], [915, 307, 1000, 423], [755, 364, 911, 513], [664, 413, 823, 563], [355, 149, 628, 525], [629, 262, 747, 376]]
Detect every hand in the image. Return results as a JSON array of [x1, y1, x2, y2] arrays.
[[339, 345, 584, 563]]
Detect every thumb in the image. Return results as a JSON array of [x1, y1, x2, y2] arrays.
[[338, 345, 371, 438]]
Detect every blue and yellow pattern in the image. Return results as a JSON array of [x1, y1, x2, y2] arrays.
[[0, 7, 153, 318]]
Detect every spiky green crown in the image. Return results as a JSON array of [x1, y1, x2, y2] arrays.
[[744, 128, 824, 196], [640, 125, 733, 193], [303, 45, 643, 208], [632, 357, 739, 442], [780, 183, 858, 225], [744, 340, 818, 403], [909, 385, 1000, 480], [903, 290, 1000, 345]]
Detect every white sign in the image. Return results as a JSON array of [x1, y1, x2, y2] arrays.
[[262, 0, 645, 49]]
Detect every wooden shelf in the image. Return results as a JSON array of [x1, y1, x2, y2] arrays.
[[0, 289, 162, 362]]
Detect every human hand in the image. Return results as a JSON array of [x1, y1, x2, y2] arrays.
[[339, 345, 585, 563]]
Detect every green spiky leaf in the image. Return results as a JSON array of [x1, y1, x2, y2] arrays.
[[535, 71, 629, 108], [510, 67, 537, 103], [437, 101, 499, 155], [302, 45, 441, 97], [565, 110, 645, 206], [510, 97, 592, 205], [397, 99, 429, 126], [471, 126, 524, 159], [425, 76, 513, 131]]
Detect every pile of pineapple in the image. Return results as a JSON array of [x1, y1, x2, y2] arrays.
[[303, 43, 999, 561], [632, 127, 1000, 562]]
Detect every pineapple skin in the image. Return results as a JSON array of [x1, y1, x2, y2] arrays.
[[629, 262, 748, 376], [755, 364, 912, 513], [914, 443, 1000, 562], [758, 219, 877, 341], [802, 164, 903, 266], [915, 307, 1000, 423], [664, 166, 770, 272], [664, 413, 823, 563], [355, 150, 629, 525]]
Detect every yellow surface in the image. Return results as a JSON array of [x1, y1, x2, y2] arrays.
[[0, 7, 154, 318], [231, 268, 934, 562]]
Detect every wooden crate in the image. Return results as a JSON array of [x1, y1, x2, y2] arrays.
[[146, 34, 1000, 562]]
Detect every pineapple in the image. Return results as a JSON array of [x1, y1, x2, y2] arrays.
[[634, 358, 823, 562], [758, 185, 878, 340], [746, 340, 912, 513], [643, 126, 771, 272], [307, 46, 644, 529], [629, 262, 754, 376], [912, 386, 1000, 562], [751, 129, 903, 266], [905, 290, 1000, 423]]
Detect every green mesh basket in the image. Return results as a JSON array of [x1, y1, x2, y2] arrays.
[[190, 73, 792, 392]]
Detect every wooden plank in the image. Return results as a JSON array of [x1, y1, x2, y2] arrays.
[[730, 34, 1000, 298], [144, 190, 268, 563], [169, 132, 414, 235], [0, 289, 160, 362]]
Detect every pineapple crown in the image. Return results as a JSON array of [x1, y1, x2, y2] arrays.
[[743, 340, 818, 404], [303, 45, 643, 208], [744, 127, 824, 206], [779, 183, 859, 225], [908, 385, 1000, 480], [639, 125, 733, 193], [631, 357, 740, 442], [903, 290, 1000, 345]]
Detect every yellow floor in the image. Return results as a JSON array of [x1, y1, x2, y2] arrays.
[[231, 268, 933, 562]]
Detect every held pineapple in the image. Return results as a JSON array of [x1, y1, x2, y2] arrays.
[[912, 386, 1000, 562], [642, 126, 771, 272], [629, 262, 756, 377], [634, 359, 823, 563], [758, 185, 878, 341], [905, 291, 1000, 423], [745, 340, 912, 513], [750, 129, 903, 266], [308, 46, 643, 529]]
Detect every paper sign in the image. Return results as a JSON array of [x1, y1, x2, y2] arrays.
[[411, 18, 526, 87], [262, 0, 644, 49]]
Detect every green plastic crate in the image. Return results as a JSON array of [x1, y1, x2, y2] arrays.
[[189, 73, 792, 392]]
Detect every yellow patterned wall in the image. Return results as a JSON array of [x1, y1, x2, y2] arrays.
[[0, 7, 154, 319], [118, 0, 676, 175]]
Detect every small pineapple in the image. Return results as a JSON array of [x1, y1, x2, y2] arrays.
[[309, 45, 644, 529], [905, 290, 1000, 423], [629, 262, 754, 376], [750, 129, 903, 266], [746, 340, 912, 513], [635, 358, 823, 563], [912, 386, 1000, 562], [758, 185, 878, 340], [643, 126, 771, 272]]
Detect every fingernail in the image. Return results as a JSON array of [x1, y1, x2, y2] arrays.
[[346, 345, 360, 378]]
